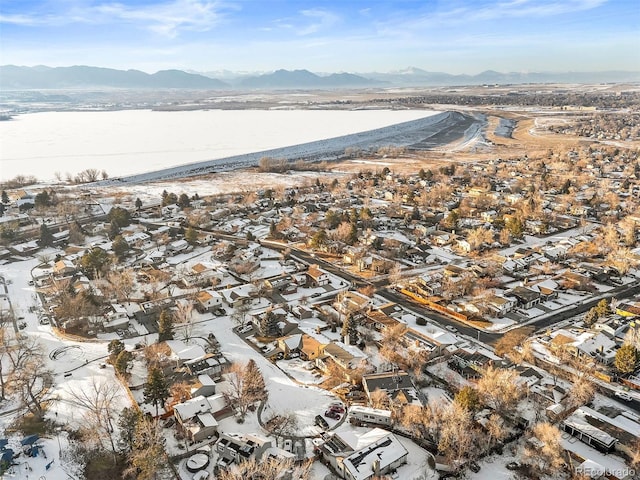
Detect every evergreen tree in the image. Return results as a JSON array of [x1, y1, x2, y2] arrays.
[[0, 203, 5, 217], [443, 210, 459, 229], [107, 206, 131, 228], [177, 193, 191, 208], [310, 229, 328, 248], [109, 220, 121, 240], [242, 359, 267, 404], [68, 222, 85, 244], [269, 221, 277, 238], [184, 227, 198, 245], [1, 190, 8, 204], [144, 367, 170, 417], [158, 309, 174, 342], [135, 198, 143, 210], [34, 190, 52, 208], [260, 310, 279, 337], [118, 407, 142, 454], [114, 350, 133, 377], [39, 223, 54, 247], [112, 235, 130, 260], [107, 339, 125, 363], [347, 223, 358, 246], [162, 192, 177, 206], [80, 247, 111, 279], [341, 314, 358, 344]]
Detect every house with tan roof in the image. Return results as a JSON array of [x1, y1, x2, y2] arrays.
[[306, 264, 329, 287]]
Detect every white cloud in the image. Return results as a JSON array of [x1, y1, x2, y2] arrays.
[[95, 0, 227, 37], [297, 8, 339, 36], [1, 0, 232, 37], [378, 0, 608, 33], [0, 13, 42, 26]]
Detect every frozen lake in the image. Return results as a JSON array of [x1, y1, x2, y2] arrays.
[[0, 109, 438, 182]]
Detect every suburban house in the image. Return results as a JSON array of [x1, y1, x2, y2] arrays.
[[183, 263, 224, 288], [362, 310, 400, 332], [184, 353, 228, 378], [165, 340, 207, 367], [561, 405, 640, 456], [167, 239, 189, 255], [317, 341, 367, 375], [335, 291, 371, 316], [362, 371, 425, 407], [448, 349, 495, 379], [220, 284, 256, 309], [318, 428, 408, 480], [277, 333, 303, 358], [173, 394, 231, 442], [306, 264, 329, 287], [507, 286, 541, 310], [195, 289, 224, 313], [215, 432, 271, 467], [485, 294, 517, 317], [299, 334, 326, 361], [103, 303, 130, 332], [53, 259, 77, 277]]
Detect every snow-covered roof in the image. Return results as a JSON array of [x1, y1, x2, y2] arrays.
[[342, 430, 408, 480], [165, 340, 206, 361]]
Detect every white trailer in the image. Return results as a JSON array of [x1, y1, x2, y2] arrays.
[[349, 406, 393, 427]]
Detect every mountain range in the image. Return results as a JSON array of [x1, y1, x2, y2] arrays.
[[1, 65, 638, 90]]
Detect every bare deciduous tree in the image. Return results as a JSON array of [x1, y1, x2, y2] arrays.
[[124, 416, 168, 480], [223, 360, 267, 419], [216, 457, 311, 480], [64, 378, 121, 459], [476, 366, 522, 413], [524, 422, 566, 475]]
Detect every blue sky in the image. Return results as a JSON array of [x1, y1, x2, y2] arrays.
[[1, 0, 638, 74]]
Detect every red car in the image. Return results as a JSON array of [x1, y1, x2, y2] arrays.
[[328, 405, 345, 414], [324, 410, 341, 420]]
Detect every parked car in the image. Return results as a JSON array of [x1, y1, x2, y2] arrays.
[[283, 439, 293, 452], [445, 325, 457, 333], [506, 462, 520, 471], [324, 410, 341, 420], [314, 415, 329, 429], [328, 404, 345, 414], [238, 324, 253, 334], [615, 390, 633, 402]]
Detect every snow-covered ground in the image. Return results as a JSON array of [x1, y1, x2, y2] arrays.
[[0, 258, 131, 480], [0, 109, 440, 182]]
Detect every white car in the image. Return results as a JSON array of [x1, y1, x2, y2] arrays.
[[238, 324, 253, 334], [615, 390, 633, 402]]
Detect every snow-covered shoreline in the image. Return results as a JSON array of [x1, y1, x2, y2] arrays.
[[1, 108, 445, 183], [94, 111, 464, 185]]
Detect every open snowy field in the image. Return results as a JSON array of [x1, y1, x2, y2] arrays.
[[0, 109, 440, 182]]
